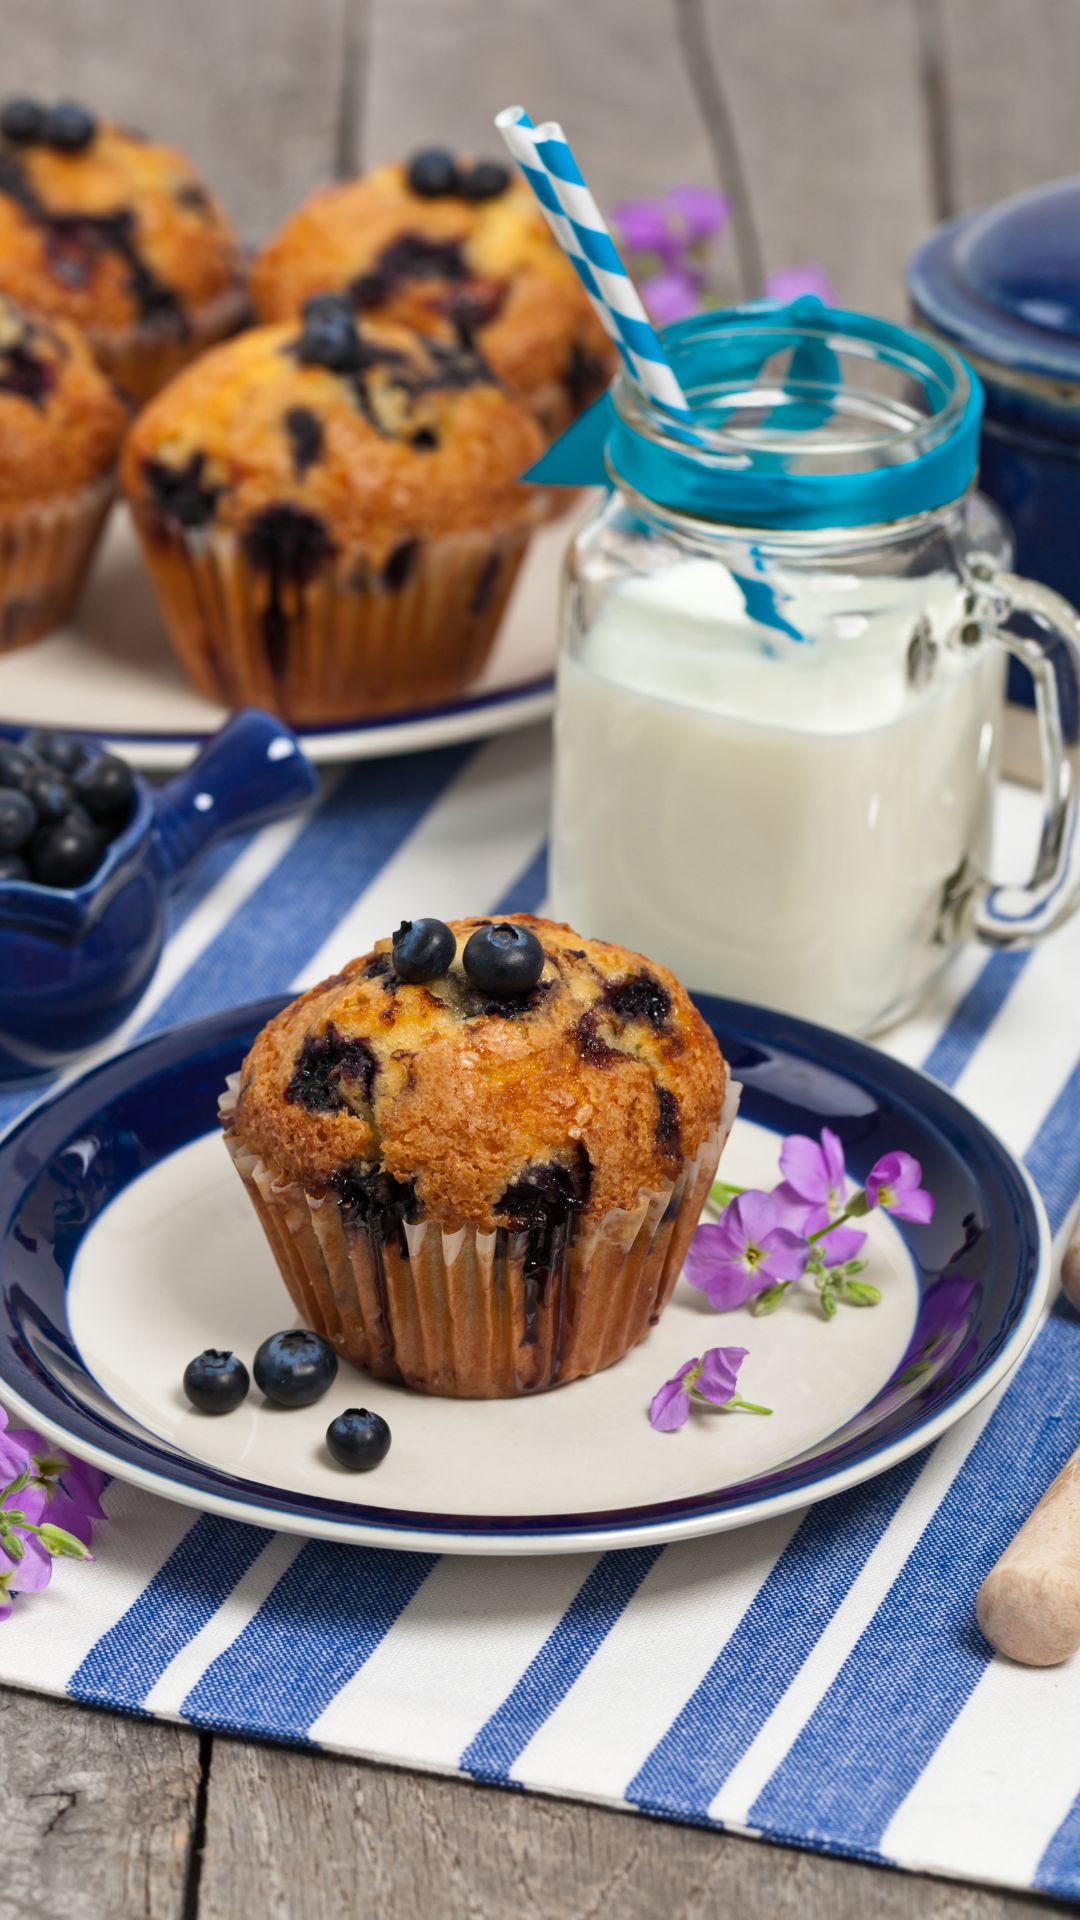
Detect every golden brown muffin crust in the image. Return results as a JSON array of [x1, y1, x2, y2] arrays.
[[0, 295, 127, 506], [0, 119, 243, 339], [250, 163, 616, 428], [121, 315, 545, 557], [231, 916, 726, 1230]]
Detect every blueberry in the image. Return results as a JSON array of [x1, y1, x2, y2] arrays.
[[253, 1328, 338, 1408], [45, 101, 97, 154], [0, 855, 28, 882], [73, 752, 134, 824], [23, 729, 86, 776], [1, 98, 45, 145], [459, 160, 510, 202], [326, 1407, 391, 1471], [30, 817, 103, 888], [297, 294, 363, 373], [406, 148, 459, 197], [0, 743, 40, 788], [391, 917, 456, 983], [462, 921, 545, 998], [21, 769, 74, 825], [183, 1349, 250, 1415], [0, 787, 36, 854]]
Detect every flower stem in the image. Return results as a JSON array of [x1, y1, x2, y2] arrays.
[[731, 1395, 773, 1416]]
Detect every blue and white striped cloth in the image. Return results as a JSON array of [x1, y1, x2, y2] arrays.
[[3, 728, 1080, 1904]]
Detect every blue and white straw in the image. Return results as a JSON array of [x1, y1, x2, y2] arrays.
[[495, 104, 691, 415]]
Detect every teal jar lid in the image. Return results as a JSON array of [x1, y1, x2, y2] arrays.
[[529, 300, 984, 531]]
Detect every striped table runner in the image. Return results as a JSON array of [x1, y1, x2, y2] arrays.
[[3, 726, 1080, 1903]]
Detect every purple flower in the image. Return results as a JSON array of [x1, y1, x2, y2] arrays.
[[641, 267, 702, 324], [612, 196, 678, 260], [11, 1428, 107, 1548], [761, 263, 839, 306], [665, 185, 731, 245], [686, 1190, 809, 1310], [773, 1127, 868, 1268], [0, 1480, 52, 1599], [866, 1152, 935, 1225], [0, 1407, 30, 1488], [649, 1345, 750, 1431]]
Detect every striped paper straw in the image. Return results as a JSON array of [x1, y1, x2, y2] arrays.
[[495, 104, 692, 415]]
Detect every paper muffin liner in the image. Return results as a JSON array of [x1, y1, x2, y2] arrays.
[[89, 282, 249, 405], [220, 1078, 739, 1399], [0, 471, 115, 654], [130, 500, 546, 728]]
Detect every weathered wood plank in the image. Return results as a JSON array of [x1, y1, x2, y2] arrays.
[[197, 1739, 1068, 1920], [360, 0, 723, 210], [937, 0, 1080, 213], [694, 0, 936, 315], [1, 0, 354, 240], [0, 1686, 201, 1920]]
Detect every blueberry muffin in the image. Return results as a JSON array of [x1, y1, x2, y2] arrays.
[[122, 299, 546, 725], [0, 96, 246, 402], [250, 149, 617, 438], [0, 293, 126, 651], [220, 915, 733, 1398]]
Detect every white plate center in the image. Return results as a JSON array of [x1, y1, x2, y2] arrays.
[[68, 1118, 919, 1520]]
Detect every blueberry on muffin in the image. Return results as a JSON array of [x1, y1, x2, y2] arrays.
[[220, 916, 733, 1398], [121, 300, 546, 724], [0, 292, 126, 650], [0, 96, 246, 401], [250, 151, 617, 438]]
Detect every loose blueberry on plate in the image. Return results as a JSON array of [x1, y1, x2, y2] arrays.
[[73, 752, 134, 824], [0, 787, 36, 855], [297, 294, 363, 374], [407, 147, 459, 197], [326, 1407, 391, 1470], [391, 916, 456, 983], [254, 1328, 338, 1408], [30, 816, 103, 888], [183, 1349, 250, 1414], [459, 160, 510, 202], [24, 729, 86, 776], [462, 921, 545, 997], [1, 98, 45, 145], [45, 101, 97, 153]]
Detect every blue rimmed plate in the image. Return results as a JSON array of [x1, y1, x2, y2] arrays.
[[0, 994, 1050, 1555]]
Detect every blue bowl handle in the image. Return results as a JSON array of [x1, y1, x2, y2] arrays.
[[149, 709, 319, 888]]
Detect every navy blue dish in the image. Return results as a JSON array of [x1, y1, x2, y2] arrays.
[[0, 710, 317, 1084], [910, 179, 1080, 711], [0, 992, 1047, 1549]]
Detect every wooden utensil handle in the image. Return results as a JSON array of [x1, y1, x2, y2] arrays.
[[977, 1444, 1080, 1665]]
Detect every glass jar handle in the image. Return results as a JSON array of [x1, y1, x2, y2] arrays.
[[965, 557, 1080, 946]]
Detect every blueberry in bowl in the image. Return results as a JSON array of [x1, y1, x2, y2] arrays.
[[0, 709, 318, 1085]]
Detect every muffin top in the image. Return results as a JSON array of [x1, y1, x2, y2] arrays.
[[122, 300, 545, 557], [0, 293, 127, 505], [249, 152, 617, 431], [0, 97, 243, 341], [229, 915, 726, 1234]]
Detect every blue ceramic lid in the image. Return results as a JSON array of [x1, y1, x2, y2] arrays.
[[909, 179, 1080, 384]]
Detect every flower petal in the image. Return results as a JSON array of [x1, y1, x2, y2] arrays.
[[761, 263, 839, 305], [889, 1189, 935, 1225], [641, 268, 701, 324], [665, 184, 731, 242], [779, 1134, 829, 1203], [611, 198, 676, 257], [700, 1261, 769, 1310], [732, 1189, 783, 1244], [649, 1376, 692, 1431], [684, 1219, 742, 1290], [696, 1345, 748, 1404], [820, 1127, 846, 1195], [771, 1183, 816, 1233], [9, 1536, 51, 1594], [817, 1224, 868, 1266], [759, 1227, 811, 1283]]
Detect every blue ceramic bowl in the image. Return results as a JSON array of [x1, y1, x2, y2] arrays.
[[909, 179, 1080, 710], [0, 709, 318, 1084]]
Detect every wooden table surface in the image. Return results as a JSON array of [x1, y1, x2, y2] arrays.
[[5, 1, 1080, 1912]]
